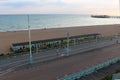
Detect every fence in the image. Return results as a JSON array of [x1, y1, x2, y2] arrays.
[[112, 73, 120, 80], [58, 56, 120, 80]]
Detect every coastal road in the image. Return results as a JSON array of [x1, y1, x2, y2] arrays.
[[1, 41, 120, 80], [0, 37, 119, 77]]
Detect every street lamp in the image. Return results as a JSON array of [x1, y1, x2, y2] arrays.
[[66, 32, 70, 56], [119, 0, 120, 16], [119, 0, 120, 13], [28, 15, 33, 64]]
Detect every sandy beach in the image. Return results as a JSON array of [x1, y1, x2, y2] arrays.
[[0, 24, 120, 54]]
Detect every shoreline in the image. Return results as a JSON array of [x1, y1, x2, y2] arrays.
[[0, 24, 120, 53], [0, 24, 119, 33]]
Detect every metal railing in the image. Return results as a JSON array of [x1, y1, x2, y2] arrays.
[[58, 56, 120, 80]]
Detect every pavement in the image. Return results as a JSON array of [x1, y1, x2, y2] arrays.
[[0, 37, 120, 80]]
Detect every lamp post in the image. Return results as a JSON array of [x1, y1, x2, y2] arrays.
[[119, 0, 120, 17], [28, 15, 33, 64], [119, 0, 120, 14], [66, 32, 70, 56]]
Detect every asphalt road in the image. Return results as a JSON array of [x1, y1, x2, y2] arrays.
[[0, 38, 117, 73], [0, 37, 120, 80]]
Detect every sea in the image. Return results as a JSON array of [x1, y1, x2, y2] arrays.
[[0, 14, 119, 32]]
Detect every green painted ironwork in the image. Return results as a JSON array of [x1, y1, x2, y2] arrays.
[[112, 73, 120, 80], [58, 56, 120, 80]]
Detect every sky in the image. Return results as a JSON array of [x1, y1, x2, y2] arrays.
[[0, 0, 120, 15]]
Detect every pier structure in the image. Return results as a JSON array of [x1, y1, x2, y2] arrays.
[[91, 15, 120, 19]]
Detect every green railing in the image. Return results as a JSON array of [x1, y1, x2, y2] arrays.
[[58, 56, 120, 80]]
